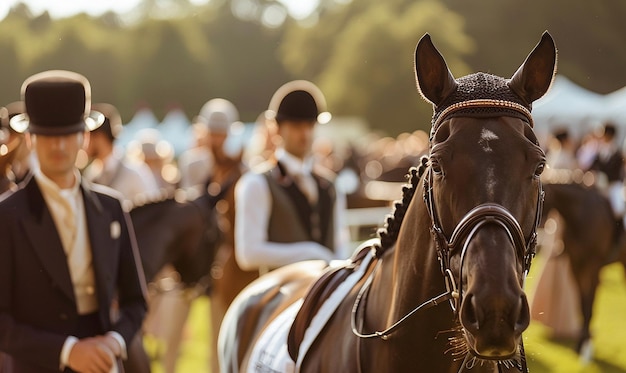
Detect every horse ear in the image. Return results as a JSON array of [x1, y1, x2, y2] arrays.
[[508, 31, 557, 104], [414, 33, 457, 106]]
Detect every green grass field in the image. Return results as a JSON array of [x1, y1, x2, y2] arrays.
[[149, 262, 626, 373], [524, 262, 626, 373]]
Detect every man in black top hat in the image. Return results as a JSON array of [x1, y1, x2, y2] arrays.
[[0, 70, 147, 373], [234, 80, 349, 273]]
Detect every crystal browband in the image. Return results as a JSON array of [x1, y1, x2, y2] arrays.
[[433, 99, 534, 131]]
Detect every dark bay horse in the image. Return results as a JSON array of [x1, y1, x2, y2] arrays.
[[218, 32, 556, 373], [129, 189, 222, 285], [540, 180, 626, 353]]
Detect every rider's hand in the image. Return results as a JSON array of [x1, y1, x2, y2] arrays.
[[93, 334, 122, 357], [67, 338, 115, 373]]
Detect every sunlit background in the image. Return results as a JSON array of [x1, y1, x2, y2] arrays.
[[0, 0, 317, 20], [1, 1, 625, 372], [0, 0, 625, 139]]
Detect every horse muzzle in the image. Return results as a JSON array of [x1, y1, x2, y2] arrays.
[[459, 286, 530, 359]]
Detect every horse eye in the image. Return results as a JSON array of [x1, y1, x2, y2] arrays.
[[534, 163, 545, 177], [430, 158, 443, 175]]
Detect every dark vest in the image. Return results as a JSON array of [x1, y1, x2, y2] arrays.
[[264, 162, 336, 251], [591, 150, 624, 182]]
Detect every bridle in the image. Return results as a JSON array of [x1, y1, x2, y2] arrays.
[[351, 99, 544, 373], [424, 167, 544, 315], [425, 99, 543, 311]]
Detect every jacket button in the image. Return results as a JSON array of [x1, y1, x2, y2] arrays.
[[59, 313, 68, 320]]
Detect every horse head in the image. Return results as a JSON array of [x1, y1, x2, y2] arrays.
[[415, 32, 556, 361]]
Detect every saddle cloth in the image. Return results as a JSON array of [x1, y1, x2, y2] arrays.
[[246, 299, 302, 373], [246, 242, 376, 373]]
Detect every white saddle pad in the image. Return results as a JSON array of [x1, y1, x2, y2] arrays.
[[246, 245, 375, 373], [246, 299, 302, 373]]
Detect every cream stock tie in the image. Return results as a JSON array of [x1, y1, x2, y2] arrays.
[[294, 173, 317, 205]]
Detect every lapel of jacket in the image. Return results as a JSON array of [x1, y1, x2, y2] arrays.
[[81, 182, 116, 310], [22, 178, 75, 302]]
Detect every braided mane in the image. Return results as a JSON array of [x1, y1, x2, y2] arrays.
[[377, 156, 429, 251]]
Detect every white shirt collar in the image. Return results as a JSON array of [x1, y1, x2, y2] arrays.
[[34, 166, 82, 198], [275, 148, 314, 176]]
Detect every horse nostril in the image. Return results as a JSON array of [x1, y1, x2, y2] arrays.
[[460, 294, 480, 332], [515, 294, 531, 333]]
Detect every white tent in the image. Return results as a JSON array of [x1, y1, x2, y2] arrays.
[[604, 86, 626, 126], [117, 107, 159, 149], [157, 108, 193, 157], [532, 75, 606, 138]]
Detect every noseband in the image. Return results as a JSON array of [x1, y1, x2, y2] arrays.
[[351, 99, 544, 372]]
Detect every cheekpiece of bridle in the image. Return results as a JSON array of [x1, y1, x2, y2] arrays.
[[425, 99, 544, 315]]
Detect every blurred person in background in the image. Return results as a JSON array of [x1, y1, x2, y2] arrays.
[[0, 103, 30, 370], [0, 106, 17, 194], [177, 98, 243, 190], [234, 80, 350, 274], [1, 101, 33, 188], [530, 127, 582, 341], [242, 110, 278, 168], [126, 128, 179, 194], [587, 122, 625, 230], [546, 127, 579, 170], [172, 98, 252, 373], [83, 103, 161, 208]]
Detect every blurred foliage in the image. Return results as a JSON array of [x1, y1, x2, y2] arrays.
[[282, 0, 472, 133], [0, 0, 624, 135]]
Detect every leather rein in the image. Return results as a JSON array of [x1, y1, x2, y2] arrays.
[[350, 100, 545, 373]]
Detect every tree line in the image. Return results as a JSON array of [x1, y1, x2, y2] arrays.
[[0, 0, 623, 136]]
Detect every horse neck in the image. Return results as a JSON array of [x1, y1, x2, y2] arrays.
[[392, 182, 445, 314], [371, 179, 452, 325], [358, 180, 462, 371], [544, 183, 584, 222]]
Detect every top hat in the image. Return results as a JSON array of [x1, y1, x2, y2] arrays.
[[602, 122, 617, 138], [1, 101, 25, 132], [196, 98, 240, 134], [10, 70, 104, 135], [91, 103, 123, 141], [267, 80, 331, 124]]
